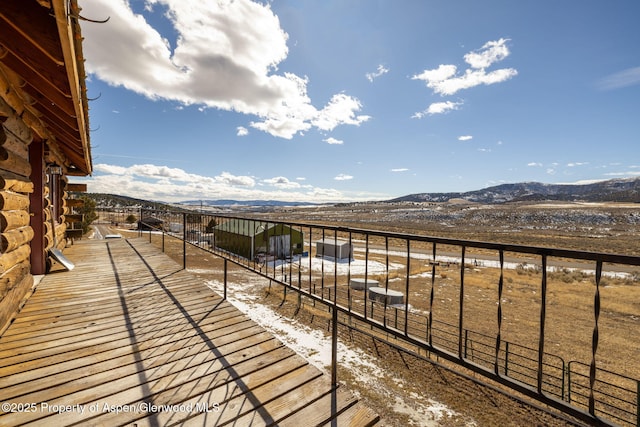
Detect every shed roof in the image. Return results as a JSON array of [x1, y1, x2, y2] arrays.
[[0, 0, 92, 175], [315, 239, 351, 246], [215, 219, 290, 237]]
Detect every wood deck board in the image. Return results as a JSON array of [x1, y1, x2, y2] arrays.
[[0, 238, 379, 426], [0, 298, 237, 353], [0, 299, 234, 345], [5, 288, 219, 330]]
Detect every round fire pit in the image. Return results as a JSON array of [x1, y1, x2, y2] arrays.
[[368, 287, 404, 305], [349, 278, 378, 290]]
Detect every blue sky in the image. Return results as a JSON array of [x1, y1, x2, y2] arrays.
[[77, 0, 640, 203]]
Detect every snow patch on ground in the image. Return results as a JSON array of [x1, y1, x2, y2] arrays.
[[205, 276, 461, 426]]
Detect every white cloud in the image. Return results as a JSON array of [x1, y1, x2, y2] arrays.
[[94, 164, 128, 174], [597, 66, 640, 90], [366, 64, 389, 82], [412, 101, 462, 118], [312, 94, 371, 131], [80, 0, 367, 139], [216, 171, 255, 187], [567, 162, 589, 167], [412, 38, 517, 96], [78, 163, 383, 203], [412, 65, 457, 86], [604, 171, 640, 177], [324, 137, 343, 145], [527, 162, 543, 167], [390, 168, 409, 172], [458, 135, 473, 141], [263, 176, 301, 189], [334, 174, 353, 181], [464, 39, 512, 69], [237, 126, 249, 136]]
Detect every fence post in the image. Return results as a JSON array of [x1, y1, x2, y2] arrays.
[[182, 212, 187, 269], [505, 341, 509, 376], [567, 362, 572, 403], [395, 308, 398, 330], [464, 329, 468, 359], [223, 258, 227, 300], [560, 357, 566, 402], [283, 283, 287, 304], [331, 305, 338, 389]]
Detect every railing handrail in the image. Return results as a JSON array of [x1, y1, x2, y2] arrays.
[[137, 208, 640, 265], [101, 207, 640, 426]]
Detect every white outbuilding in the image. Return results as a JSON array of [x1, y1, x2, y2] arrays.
[[315, 239, 353, 261]]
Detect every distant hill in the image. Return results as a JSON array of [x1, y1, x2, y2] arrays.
[[84, 193, 320, 210], [180, 199, 321, 207], [85, 193, 174, 210], [389, 177, 640, 204]]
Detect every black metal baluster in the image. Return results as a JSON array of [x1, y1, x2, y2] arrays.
[[495, 249, 505, 375], [404, 239, 410, 336], [537, 254, 548, 393], [428, 242, 436, 346], [459, 245, 466, 359], [589, 260, 603, 415]]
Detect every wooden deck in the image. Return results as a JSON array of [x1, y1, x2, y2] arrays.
[[0, 238, 379, 426]]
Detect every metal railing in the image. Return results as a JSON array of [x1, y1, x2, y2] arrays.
[[99, 207, 640, 426]]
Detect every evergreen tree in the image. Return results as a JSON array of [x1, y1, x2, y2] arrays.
[[78, 195, 99, 233]]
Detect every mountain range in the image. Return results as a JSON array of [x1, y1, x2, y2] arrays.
[[86, 177, 640, 209], [389, 177, 640, 204]]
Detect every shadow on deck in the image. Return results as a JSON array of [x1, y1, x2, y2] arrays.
[[0, 238, 379, 426]]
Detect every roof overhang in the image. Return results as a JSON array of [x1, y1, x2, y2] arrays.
[[0, 0, 92, 175]]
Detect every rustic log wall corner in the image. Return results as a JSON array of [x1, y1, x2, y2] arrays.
[[0, 109, 37, 333], [0, 0, 92, 334]]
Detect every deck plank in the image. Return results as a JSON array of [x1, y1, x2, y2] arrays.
[[0, 237, 379, 426]]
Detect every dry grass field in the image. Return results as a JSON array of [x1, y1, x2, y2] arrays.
[[102, 200, 640, 426]]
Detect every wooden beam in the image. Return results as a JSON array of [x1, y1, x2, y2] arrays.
[[0, 191, 30, 210], [0, 226, 35, 253], [26, 96, 79, 134], [0, 245, 31, 275], [52, 0, 91, 176], [65, 198, 84, 209], [0, 171, 34, 194], [38, 113, 81, 145], [0, 210, 31, 231], [0, 0, 65, 65], [0, 47, 74, 112], [0, 35, 68, 94], [0, 147, 32, 177], [66, 183, 87, 192], [64, 214, 83, 223]]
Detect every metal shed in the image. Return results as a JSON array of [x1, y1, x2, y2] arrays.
[[213, 219, 304, 260], [315, 239, 353, 261]]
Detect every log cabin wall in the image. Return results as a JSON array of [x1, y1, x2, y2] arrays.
[[0, 102, 36, 333], [0, 0, 93, 333]]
